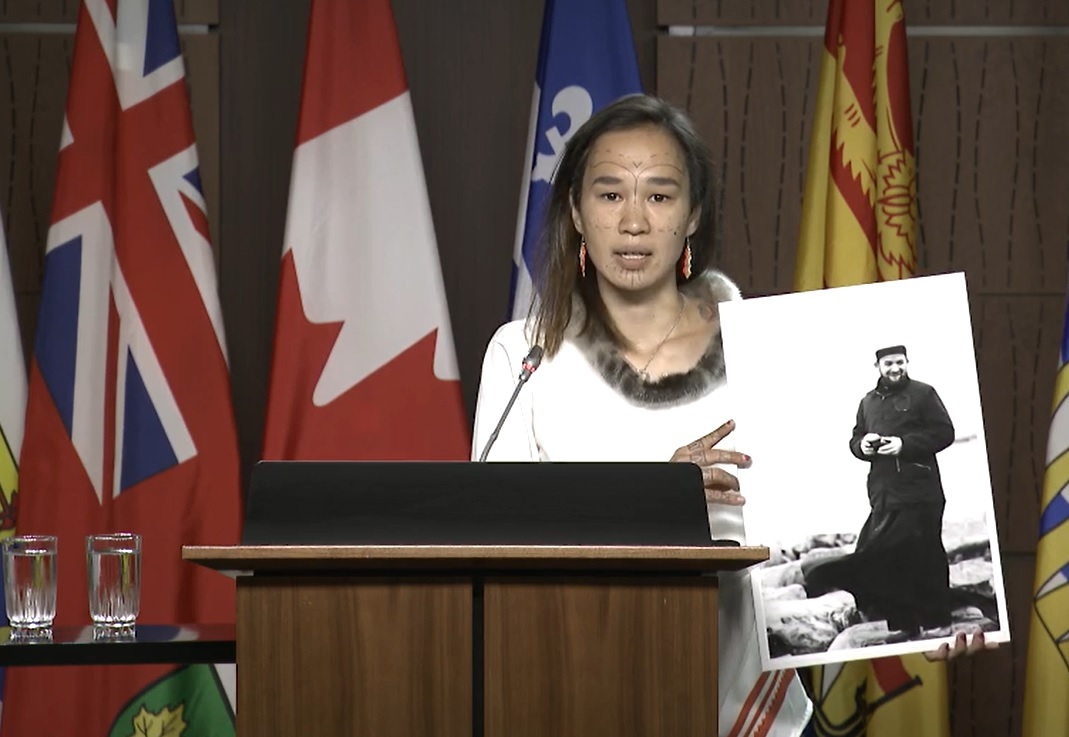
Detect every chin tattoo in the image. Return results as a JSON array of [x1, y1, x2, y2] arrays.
[[569, 270, 741, 408]]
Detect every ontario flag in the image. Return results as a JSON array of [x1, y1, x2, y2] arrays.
[[262, 0, 468, 461], [795, 0, 950, 736], [1, 1, 240, 735]]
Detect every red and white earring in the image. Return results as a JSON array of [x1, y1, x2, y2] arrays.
[[579, 239, 587, 277], [680, 238, 693, 279]]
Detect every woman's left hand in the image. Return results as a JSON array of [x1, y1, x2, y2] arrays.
[[669, 420, 751, 506], [924, 630, 998, 661]]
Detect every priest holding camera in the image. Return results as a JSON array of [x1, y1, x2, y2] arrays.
[[806, 345, 958, 641]]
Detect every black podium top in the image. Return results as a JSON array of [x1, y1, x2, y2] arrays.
[[0, 624, 236, 666], [244, 461, 718, 547]]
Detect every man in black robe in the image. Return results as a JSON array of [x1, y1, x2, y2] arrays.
[[805, 345, 955, 636]]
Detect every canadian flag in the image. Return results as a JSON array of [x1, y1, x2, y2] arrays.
[[263, 0, 469, 460]]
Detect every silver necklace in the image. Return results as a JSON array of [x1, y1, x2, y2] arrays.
[[637, 295, 687, 382]]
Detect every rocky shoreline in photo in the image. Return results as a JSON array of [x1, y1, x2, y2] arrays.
[[761, 518, 1001, 660]]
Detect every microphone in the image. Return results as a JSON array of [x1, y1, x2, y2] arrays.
[[477, 345, 544, 462]]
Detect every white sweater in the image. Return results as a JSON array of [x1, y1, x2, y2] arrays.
[[471, 317, 812, 737]]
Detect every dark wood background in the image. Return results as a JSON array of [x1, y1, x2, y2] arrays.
[[1, 0, 1064, 734]]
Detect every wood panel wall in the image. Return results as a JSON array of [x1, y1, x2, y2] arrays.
[[0, 0, 1061, 734], [657, 2, 1068, 735]]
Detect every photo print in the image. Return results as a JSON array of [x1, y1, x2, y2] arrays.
[[718, 272, 1011, 669]]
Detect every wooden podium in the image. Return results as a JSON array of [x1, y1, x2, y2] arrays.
[[184, 543, 767, 737]]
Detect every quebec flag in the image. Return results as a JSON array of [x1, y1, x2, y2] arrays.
[[509, 0, 642, 319]]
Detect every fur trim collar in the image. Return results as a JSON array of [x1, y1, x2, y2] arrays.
[[570, 270, 740, 408]]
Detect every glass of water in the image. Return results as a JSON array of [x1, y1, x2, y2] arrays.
[[3, 535, 58, 633], [86, 533, 141, 630]]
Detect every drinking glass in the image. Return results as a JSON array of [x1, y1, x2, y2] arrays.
[[3, 535, 57, 632], [86, 533, 141, 629]]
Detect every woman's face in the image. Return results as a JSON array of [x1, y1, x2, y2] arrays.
[[571, 124, 699, 296]]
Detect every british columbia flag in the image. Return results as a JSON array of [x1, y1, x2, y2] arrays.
[[1, 1, 240, 734]]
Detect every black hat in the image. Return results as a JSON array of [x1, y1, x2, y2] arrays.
[[875, 345, 907, 360]]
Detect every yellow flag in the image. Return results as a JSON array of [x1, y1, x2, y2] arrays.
[[795, 0, 915, 291], [0, 205, 26, 724], [795, 1, 948, 735], [1021, 314, 1069, 735], [0, 208, 24, 543]]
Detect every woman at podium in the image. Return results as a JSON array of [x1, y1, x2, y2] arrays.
[[471, 93, 812, 736], [472, 93, 987, 736]]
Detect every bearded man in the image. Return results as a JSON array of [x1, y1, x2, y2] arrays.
[[806, 345, 956, 638]]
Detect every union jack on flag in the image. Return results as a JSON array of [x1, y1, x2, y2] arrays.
[[1, 1, 240, 734]]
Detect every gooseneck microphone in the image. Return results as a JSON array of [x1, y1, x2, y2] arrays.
[[477, 345, 544, 462]]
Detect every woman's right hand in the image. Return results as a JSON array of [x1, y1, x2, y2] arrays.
[[670, 419, 751, 506]]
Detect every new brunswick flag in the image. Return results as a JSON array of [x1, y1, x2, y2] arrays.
[[1021, 295, 1069, 735], [795, 0, 950, 735]]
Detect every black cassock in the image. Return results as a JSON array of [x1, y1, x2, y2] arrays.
[[805, 376, 955, 631]]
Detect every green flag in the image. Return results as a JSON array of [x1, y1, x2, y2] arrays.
[[108, 665, 234, 737]]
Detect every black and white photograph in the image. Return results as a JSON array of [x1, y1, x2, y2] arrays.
[[718, 272, 1011, 670]]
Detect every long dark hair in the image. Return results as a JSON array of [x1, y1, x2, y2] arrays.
[[529, 94, 716, 356]]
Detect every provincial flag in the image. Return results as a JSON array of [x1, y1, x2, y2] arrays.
[[509, 0, 642, 319], [0, 1, 241, 733], [794, 0, 949, 735], [1021, 290, 1069, 736], [0, 205, 27, 724], [795, 0, 915, 289], [262, 0, 468, 461]]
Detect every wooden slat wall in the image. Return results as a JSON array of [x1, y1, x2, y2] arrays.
[[657, 2, 1068, 735], [658, 0, 1069, 26], [0, 32, 69, 360], [0, 0, 217, 23]]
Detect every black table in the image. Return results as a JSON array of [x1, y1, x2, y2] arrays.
[[0, 624, 236, 666]]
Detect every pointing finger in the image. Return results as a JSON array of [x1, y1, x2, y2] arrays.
[[688, 419, 736, 451]]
